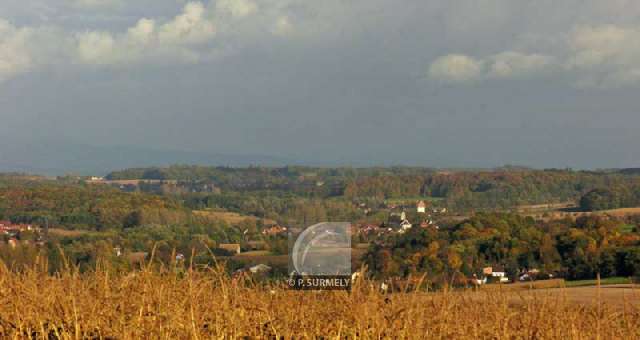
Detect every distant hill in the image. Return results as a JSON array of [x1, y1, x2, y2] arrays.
[[618, 168, 640, 175], [0, 141, 290, 176]]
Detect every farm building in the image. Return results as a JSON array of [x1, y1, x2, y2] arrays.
[[485, 266, 509, 283], [262, 225, 288, 236]]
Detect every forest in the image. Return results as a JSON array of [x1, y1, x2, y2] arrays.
[[365, 213, 640, 283], [106, 165, 640, 211], [1, 167, 640, 282]]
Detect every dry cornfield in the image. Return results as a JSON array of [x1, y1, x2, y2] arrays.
[[0, 260, 639, 339]]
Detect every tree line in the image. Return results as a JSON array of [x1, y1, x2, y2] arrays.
[[106, 166, 640, 212], [365, 213, 640, 283]]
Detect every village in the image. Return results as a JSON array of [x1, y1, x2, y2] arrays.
[[0, 220, 45, 248], [0, 200, 538, 285], [355, 200, 444, 236], [221, 200, 544, 285]]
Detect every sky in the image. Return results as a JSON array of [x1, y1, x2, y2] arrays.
[[1, 0, 640, 174]]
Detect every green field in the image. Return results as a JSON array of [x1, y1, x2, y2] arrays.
[[384, 196, 444, 204], [565, 277, 632, 287], [619, 224, 636, 233]]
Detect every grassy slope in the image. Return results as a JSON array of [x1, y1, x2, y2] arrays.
[[565, 277, 632, 287]]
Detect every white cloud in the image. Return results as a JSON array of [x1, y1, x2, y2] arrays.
[[272, 16, 293, 36], [0, 20, 66, 82], [127, 18, 156, 44], [428, 54, 483, 83], [74, 2, 217, 66], [215, 0, 258, 19], [3, 0, 639, 90], [428, 52, 555, 83], [76, 31, 116, 64], [0, 20, 35, 81], [158, 2, 215, 45], [0, 1, 225, 82], [488, 52, 555, 78], [0, 0, 294, 82], [428, 23, 640, 88], [68, 0, 123, 10], [566, 24, 640, 87], [567, 25, 633, 69]]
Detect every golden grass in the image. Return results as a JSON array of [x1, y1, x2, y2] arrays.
[[522, 206, 640, 221], [516, 202, 574, 212], [226, 254, 289, 267], [596, 207, 640, 216], [47, 229, 91, 238], [1, 260, 640, 339], [481, 279, 566, 291]]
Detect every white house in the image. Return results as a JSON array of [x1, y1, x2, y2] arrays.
[[484, 266, 509, 283], [472, 274, 487, 285], [398, 219, 412, 233], [417, 200, 427, 213], [491, 268, 509, 283]]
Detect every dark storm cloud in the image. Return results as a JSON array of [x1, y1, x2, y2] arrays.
[[1, 0, 640, 174]]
